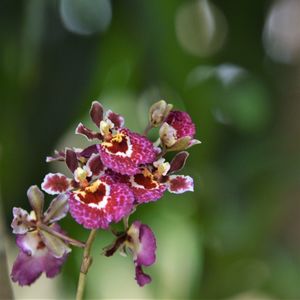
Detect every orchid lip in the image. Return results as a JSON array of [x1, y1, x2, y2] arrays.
[[73, 179, 111, 209], [101, 132, 133, 158]]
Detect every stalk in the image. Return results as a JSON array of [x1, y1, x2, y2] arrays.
[[76, 229, 98, 300]]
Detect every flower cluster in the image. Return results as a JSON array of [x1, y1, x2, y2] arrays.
[[11, 100, 200, 288]]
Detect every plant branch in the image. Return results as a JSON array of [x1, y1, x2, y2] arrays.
[[76, 229, 98, 300]]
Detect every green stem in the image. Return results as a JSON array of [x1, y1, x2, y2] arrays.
[[76, 229, 98, 300]]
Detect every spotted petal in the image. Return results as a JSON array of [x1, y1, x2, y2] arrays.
[[128, 173, 167, 203], [167, 175, 194, 194], [68, 176, 134, 229], [42, 173, 72, 195], [98, 129, 156, 175], [165, 111, 196, 139], [11, 208, 32, 234]]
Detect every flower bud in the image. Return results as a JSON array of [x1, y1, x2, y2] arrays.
[[159, 122, 177, 148], [149, 100, 173, 127]]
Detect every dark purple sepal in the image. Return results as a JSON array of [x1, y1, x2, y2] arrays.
[[46, 150, 66, 162], [168, 151, 189, 174], [75, 123, 103, 141], [105, 110, 125, 129], [90, 101, 104, 128], [66, 148, 78, 173], [86, 153, 105, 176], [80, 145, 99, 158]]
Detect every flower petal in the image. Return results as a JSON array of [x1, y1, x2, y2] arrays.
[[27, 186, 44, 221], [105, 109, 125, 129], [168, 151, 189, 174], [66, 149, 78, 173], [42, 173, 72, 195], [11, 230, 68, 286], [75, 122, 103, 141], [46, 150, 65, 162], [135, 265, 152, 287], [68, 176, 134, 229], [167, 175, 194, 194], [11, 208, 32, 234], [80, 144, 98, 158], [43, 193, 69, 223], [90, 101, 104, 128], [39, 228, 71, 258], [165, 111, 196, 139], [128, 221, 156, 266], [86, 153, 105, 177], [187, 139, 201, 149], [128, 174, 167, 203], [98, 129, 156, 175]]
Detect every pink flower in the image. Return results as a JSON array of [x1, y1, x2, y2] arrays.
[[68, 175, 134, 229], [42, 148, 135, 230], [97, 128, 156, 175], [112, 152, 194, 204], [11, 226, 69, 286], [165, 111, 196, 139], [103, 220, 156, 287], [160, 111, 200, 150], [11, 186, 71, 286]]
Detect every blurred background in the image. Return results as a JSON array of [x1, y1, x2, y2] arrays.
[[1, 0, 300, 298]]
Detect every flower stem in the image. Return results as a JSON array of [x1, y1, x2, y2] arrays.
[[76, 229, 98, 300]]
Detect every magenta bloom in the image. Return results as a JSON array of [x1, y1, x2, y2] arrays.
[[75, 102, 157, 175], [43, 147, 135, 229], [11, 226, 69, 286], [97, 128, 156, 175], [126, 221, 156, 286], [165, 111, 196, 139], [68, 175, 134, 229], [114, 154, 194, 203]]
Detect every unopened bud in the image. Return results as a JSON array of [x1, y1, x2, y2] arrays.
[[149, 100, 173, 127], [159, 123, 177, 148]]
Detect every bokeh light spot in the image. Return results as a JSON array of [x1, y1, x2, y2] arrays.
[[60, 0, 112, 35], [175, 0, 228, 57]]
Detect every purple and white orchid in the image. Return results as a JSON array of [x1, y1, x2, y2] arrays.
[[10, 99, 200, 295]]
